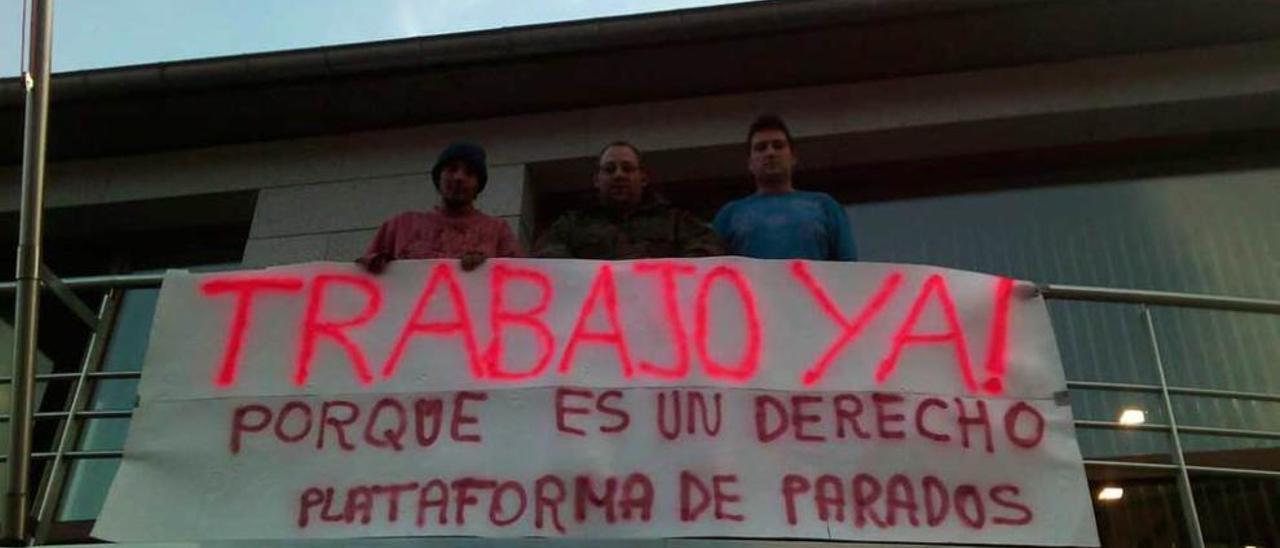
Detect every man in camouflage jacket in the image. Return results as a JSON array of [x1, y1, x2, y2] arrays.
[[534, 142, 723, 259]]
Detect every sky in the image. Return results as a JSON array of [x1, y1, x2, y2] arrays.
[[1, 0, 756, 77]]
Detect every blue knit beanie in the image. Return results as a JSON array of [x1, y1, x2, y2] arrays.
[[431, 142, 488, 192]]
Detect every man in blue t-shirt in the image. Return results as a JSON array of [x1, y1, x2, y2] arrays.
[[713, 114, 857, 261]]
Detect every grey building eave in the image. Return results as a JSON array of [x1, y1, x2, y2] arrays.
[[1, 0, 1279, 162]]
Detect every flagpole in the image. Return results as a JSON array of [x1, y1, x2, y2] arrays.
[[5, 0, 54, 543]]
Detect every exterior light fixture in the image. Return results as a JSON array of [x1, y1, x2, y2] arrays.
[[1097, 487, 1124, 501], [1118, 408, 1146, 426]]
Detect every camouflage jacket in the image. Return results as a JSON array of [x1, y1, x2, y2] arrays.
[[534, 196, 723, 260]]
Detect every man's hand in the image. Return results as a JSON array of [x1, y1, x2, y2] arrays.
[[356, 254, 390, 274], [460, 251, 489, 272]]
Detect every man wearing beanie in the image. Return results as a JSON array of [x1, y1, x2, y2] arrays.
[[357, 142, 522, 273]]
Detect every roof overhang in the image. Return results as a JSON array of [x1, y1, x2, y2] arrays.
[[2, 0, 1279, 162]]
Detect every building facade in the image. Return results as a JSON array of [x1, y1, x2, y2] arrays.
[[1, 0, 1278, 545]]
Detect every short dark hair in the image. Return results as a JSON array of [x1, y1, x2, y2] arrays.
[[745, 114, 793, 153], [596, 141, 643, 167]]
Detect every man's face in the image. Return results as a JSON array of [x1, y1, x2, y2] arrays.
[[594, 146, 647, 206], [437, 160, 480, 208], [748, 128, 795, 187]]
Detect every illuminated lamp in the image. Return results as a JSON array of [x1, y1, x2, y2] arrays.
[[1096, 487, 1124, 501], [1118, 408, 1147, 426]]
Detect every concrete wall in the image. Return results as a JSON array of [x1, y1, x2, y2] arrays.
[[2, 40, 1277, 268]]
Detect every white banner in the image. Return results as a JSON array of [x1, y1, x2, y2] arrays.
[[94, 258, 1098, 546]]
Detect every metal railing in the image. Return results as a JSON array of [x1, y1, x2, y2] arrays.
[[0, 275, 1275, 545], [0, 272, 161, 544], [1042, 283, 1280, 548]]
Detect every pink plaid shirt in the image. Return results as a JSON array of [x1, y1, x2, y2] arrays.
[[359, 208, 522, 263]]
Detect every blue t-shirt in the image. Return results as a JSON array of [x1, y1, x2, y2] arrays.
[[713, 190, 857, 261]]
